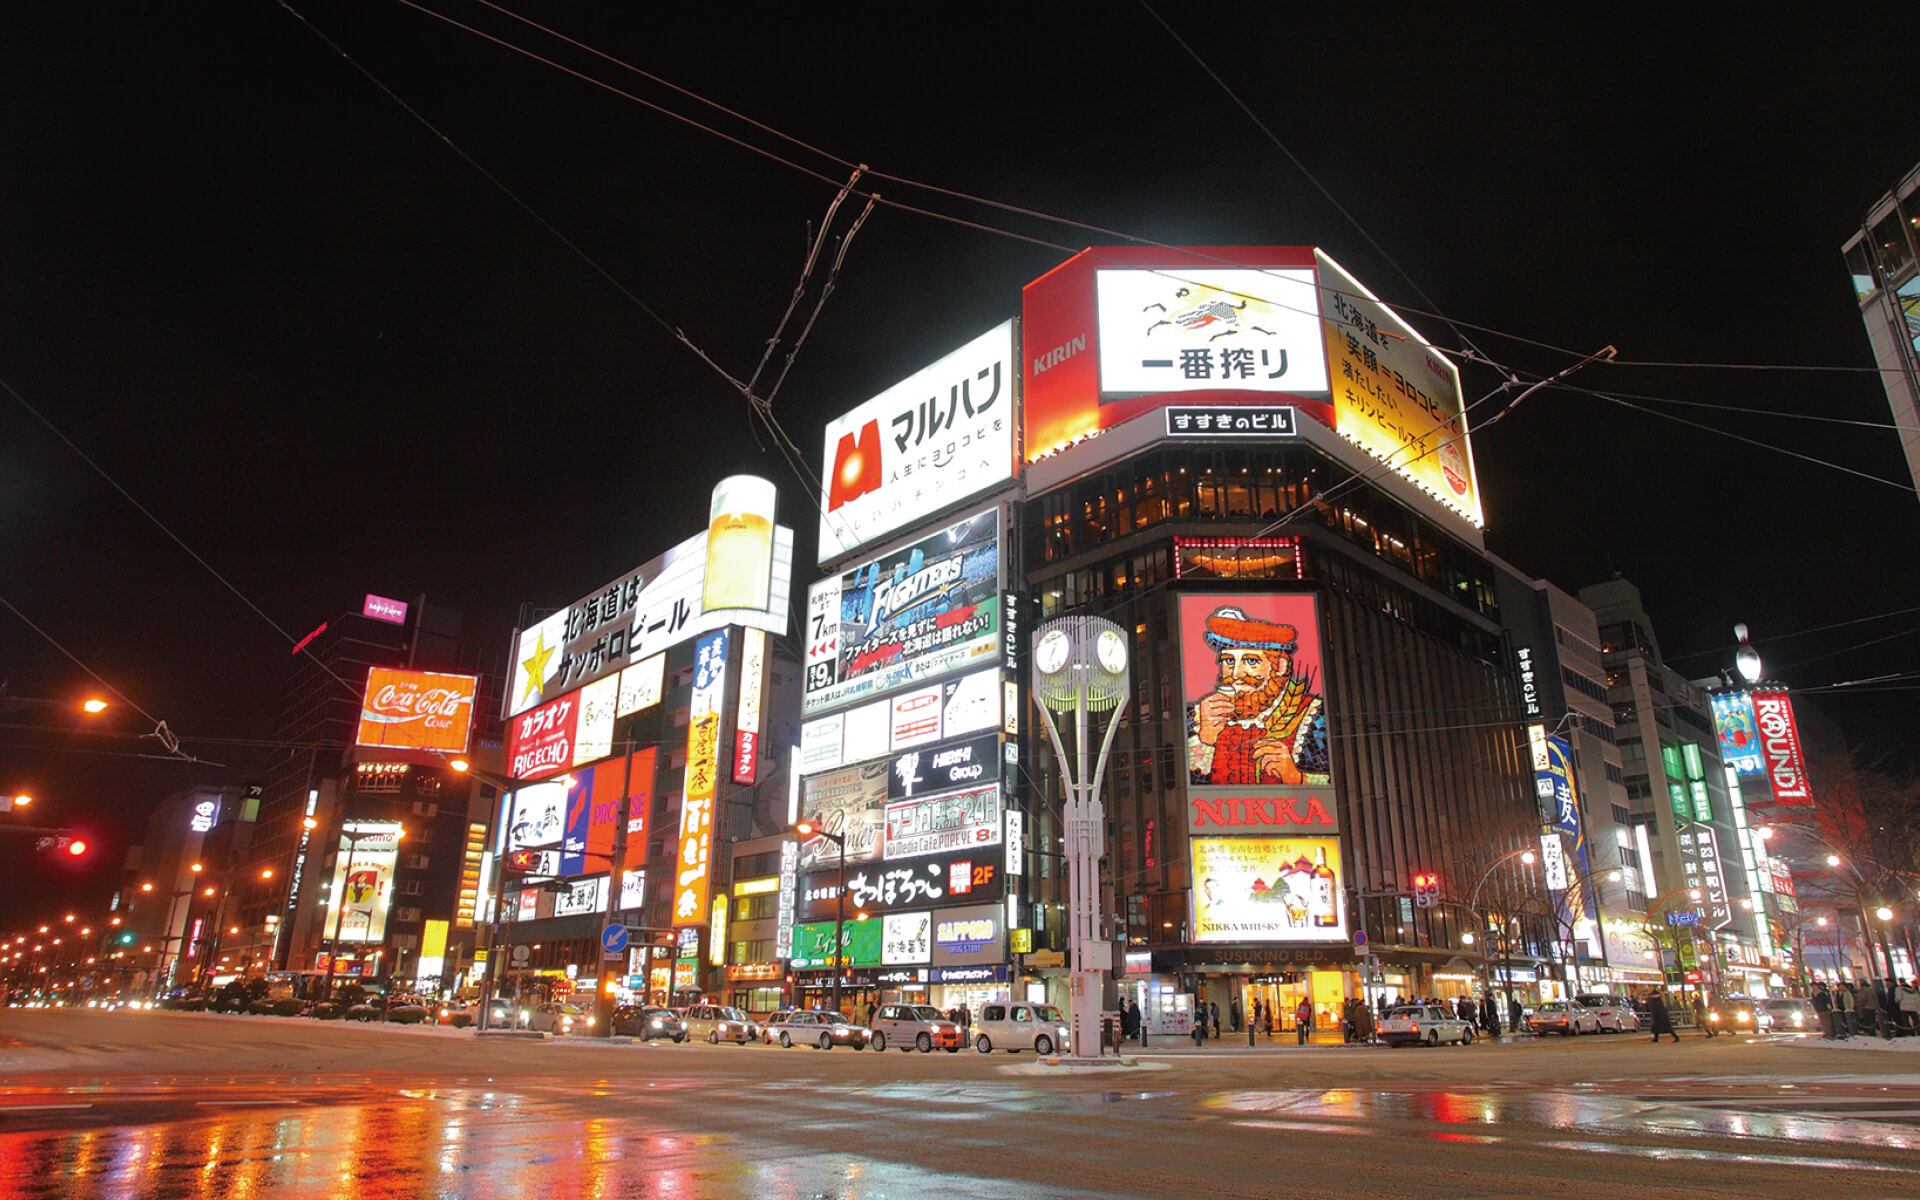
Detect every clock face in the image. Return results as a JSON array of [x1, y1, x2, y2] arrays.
[[1036, 630, 1072, 675], [1096, 629, 1128, 674]]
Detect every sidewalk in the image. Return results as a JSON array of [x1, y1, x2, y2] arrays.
[[1116, 1030, 1540, 1053]]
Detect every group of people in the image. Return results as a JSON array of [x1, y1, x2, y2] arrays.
[[1810, 979, 1920, 1039]]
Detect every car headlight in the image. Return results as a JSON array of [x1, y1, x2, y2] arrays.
[[1737, 1012, 1750, 1023], [1792, 1013, 1804, 1026], [585, 1017, 594, 1027], [834, 1026, 849, 1035], [650, 1019, 663, 1029]]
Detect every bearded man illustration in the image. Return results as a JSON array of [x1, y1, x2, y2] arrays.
[[1186, 606, 1330, 786]]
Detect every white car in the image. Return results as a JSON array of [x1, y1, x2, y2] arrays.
[[1761, 997, 1816, 1033], [1526, 1001, 1602, 1036], [527, 1002, 593, 1034], [1377, 1004, 1475, 1047], [1573, 994, 1639, 1033], [972, 1002, 1071, 1055]]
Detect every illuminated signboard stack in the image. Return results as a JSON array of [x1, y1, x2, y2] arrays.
[[498, 477, 793, 1002], [796, 327, 1025, 1011]]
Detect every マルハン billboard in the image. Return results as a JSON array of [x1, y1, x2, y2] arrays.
[[1316, 250, 1481, 528], [803, 509, 1000, 714], [818, 321, 1015, 564], [1179, 593, 1335, 832]]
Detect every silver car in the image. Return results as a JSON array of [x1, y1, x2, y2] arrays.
[[761, 1009, 869, 1049], [1573, 994, 1639, 1033], [683, 1003, 758, 1044]]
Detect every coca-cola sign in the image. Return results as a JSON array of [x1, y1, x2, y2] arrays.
[[354, 668, 478, 753], [1751, 690, 1811, 807]]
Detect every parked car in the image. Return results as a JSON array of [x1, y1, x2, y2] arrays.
[[761, 1009, 869, 1049], [869, 1003, 964, 1053], [1378, 1004, 1475, 1047], [482, 998, 531, 1030], [1526, 1001, 1601, 1036], [972, 1002, 1070, 1055], [1761, 997, 1817, 1032], [156, 988, 210, 1012], [348, 996, 431, 1023], [1573, 994, 1639, 1033], [436, 1002, 475, 1028], [682, 1004, 758, 1045], [527, 1002, 593, 1034], [611, 1005, 687, 1041]]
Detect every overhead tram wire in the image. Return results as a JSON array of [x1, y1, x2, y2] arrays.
[[1665, 604, 1920, 664], [0, 592, 222, 766], [418, 3, 1920, 385], [1541, 380, 1915, 493], [278, 1, 856, 551]]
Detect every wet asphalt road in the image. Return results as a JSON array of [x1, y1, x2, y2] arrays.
[[1, 1010, 1916, 1198]]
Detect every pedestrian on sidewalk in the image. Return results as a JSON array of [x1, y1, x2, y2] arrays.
[[1480, 993, 1499, 1036], [1230, 997, 1242, 1033], [1812, 982, 1834, 1039], [1210, 1001, 1221, 1039], [1836, 981, 1856, 1039], [1649, 992, 1678, 1043], [1858, 979, 1886, 1039], [1693, 995, 1717, 1038], [1356, 999, 1375, 1045], [1251, 997, 1264, 1037], [1896, 979, 1920, 1035], [1508, 995, 1523, 1034], [1296, 997, 1313, 1045], [1120, 998, 1139, 1043]]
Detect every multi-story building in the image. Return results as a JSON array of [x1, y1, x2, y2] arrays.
[[791, 321, 1028, 1020], [1840, 164, 1920, 499], [235, 597, 504, 992], [1581, 577, 1770, 1000], [121, 783, 248, 994], [489, 480, 799, 1011], [1491, 571, 1655, 994], [1015, 247, 1550, 1031]]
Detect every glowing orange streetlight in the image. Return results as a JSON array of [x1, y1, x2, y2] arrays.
[[82, 699, 108, 714]]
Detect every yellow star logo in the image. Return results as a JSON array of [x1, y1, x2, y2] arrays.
[[520, 633, 555, 704]]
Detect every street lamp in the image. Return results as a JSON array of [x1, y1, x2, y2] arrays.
[[1466, 846, 1538, 1008], [794, 821, 847, 1020]]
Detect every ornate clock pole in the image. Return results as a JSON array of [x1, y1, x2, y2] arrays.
[[1031, 615, 1130, 1059]]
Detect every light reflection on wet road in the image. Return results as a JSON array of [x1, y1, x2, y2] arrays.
[[4, 1077, 1919, 1199]]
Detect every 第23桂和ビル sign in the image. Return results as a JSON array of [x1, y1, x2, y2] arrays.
[[803, 510, 1000, 714]]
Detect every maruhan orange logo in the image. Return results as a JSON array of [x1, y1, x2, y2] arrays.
[[827, 420, 881, 511]]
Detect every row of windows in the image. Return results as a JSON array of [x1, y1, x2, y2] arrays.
[[1603, 761, 1624, 785], [1553, 623, 1603, 661], [1561, 665, 1608, 703], [1026, 445, 1501, 622]]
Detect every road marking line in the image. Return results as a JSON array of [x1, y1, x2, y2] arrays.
[[194, 1100, 293, 1107]]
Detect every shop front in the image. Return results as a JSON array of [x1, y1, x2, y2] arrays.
[[1148, 946, 1359, 1034]]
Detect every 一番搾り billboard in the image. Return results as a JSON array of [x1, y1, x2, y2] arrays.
[[803, 509, 1000, 715]]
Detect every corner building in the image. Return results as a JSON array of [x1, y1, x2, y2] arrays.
[[1017, 246, 1543, 1030]]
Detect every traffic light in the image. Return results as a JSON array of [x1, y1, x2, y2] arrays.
[[66, 839, 87, 857], [117, 932, 135, 946], [506, 849, 538, 873], [1413, 874, 1440, 909], [34, 835, 87, 857]]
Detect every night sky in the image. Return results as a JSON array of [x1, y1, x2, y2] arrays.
[[5, 5, 1917, 921]]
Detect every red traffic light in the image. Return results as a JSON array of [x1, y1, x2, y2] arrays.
[[506, 849, 538, 872], [65, 839, 87, 857]]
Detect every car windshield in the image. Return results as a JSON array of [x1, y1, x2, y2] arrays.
[[718, 1008, 744, 1020], [642, 1008, 674, 1018], [909, 1006, 945, 1021], [1030, 1005, 1064, 1023]]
